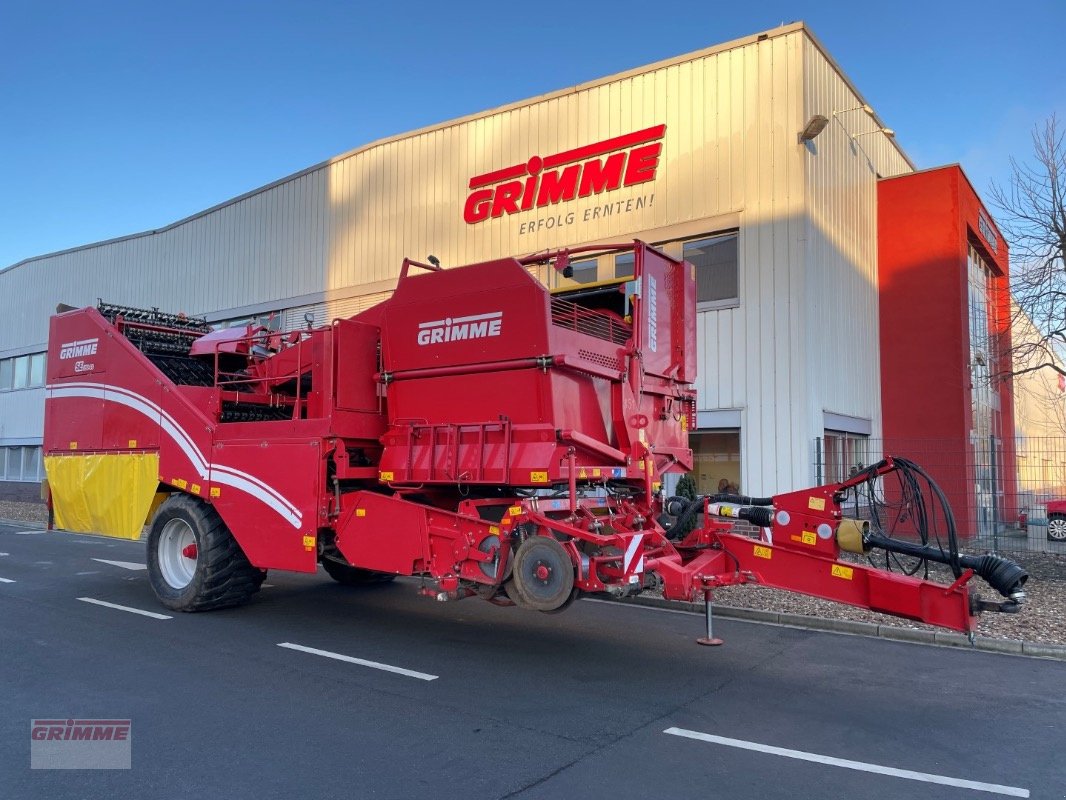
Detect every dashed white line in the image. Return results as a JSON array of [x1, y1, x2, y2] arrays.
[[76, 597, 172, 619], [663, 728, 1029, 798], [277, 642, 438, 681], [91, 558, 147, 571], [0, 577, 15, 583]]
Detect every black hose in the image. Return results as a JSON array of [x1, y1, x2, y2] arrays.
[[867, 532, 1028, 598], [664, 496, 704, 540], [711, 492, 773, 506], [664, 495, 774, 537]]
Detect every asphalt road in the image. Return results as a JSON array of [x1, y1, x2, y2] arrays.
[[1, 521, 1063, 799]]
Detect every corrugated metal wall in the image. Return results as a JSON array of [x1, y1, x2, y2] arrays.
[[0, 23, 917, 494], [801, 36, 912, 484]]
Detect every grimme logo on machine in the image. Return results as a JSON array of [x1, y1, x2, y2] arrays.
[[417, 312, 503, 346], [463, 124, 665, 225], [59, 338, 99, 360]]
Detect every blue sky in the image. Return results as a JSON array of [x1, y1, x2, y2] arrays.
[[1, 0, 1063, 270]]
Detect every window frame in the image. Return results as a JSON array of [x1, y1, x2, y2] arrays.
[[680, 231, 740, 311]]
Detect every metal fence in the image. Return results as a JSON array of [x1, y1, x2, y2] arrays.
[[813, 436, 1066, 556]]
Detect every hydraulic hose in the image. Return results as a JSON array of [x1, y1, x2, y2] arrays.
[[711, 492, 773, 507], [866, 532, 1028, 599], [664, 496, 774, 538]]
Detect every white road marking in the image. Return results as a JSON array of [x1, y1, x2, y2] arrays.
[[663, 728, 1029, 798], [76, 571, 101, 576], [0, 552, 9, 556], [0, 577, 15, 583], [76, 597, 172, 620], [277, 642, 438, 681], [92, 558, 147, 571], [262, 583, 275, 588], [14, 531, 42, 535]]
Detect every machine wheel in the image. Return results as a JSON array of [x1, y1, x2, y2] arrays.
[[1048, 514, 1066, 542], [510, 536, 576, 612], [147, 494, 262, 612], [321, 558, 396, 585]]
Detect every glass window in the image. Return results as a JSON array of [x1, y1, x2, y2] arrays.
[[0, 448, 5, 480], [684, 233, 739, 307], [12, 356, 30, 390], [822, 431, 869, 484], [30, 353, 46, 387], [690, 430, 742, 495], [614, 252, 635, 279], [22, 446, 40, 482], [0, 359, 11, 391], [569, 258, 598, 285], [6, 447, 22, 481]]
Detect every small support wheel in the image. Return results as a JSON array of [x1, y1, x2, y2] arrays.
[[510, 536, 576, 612]]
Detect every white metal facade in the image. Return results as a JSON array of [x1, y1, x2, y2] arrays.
[[0, 23, 910, 496]]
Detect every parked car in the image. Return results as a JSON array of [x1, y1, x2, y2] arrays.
[[1047, 500, 1066, 542]]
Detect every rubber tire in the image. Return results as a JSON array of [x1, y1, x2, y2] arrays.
[[510, 536, 576, 612], [321, 559, 396, 586], [147, 493, 262, 612], [1048, 514, 1066, 542]]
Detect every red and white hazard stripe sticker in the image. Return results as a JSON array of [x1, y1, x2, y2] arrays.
[[623, 534, 645, 576]]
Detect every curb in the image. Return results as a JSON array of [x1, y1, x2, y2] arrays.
[[0, 518, 47, 530], [610, 594, 1066, 661]]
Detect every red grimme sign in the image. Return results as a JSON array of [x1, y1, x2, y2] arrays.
[[463, 124, 665, 224]]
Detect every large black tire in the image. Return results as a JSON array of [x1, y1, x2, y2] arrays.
[[1048, 514, 1066, 542], [146, 493, 263, 612], [321, 558, 396, 586]]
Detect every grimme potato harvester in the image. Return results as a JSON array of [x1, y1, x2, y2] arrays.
[[43, 241, 1027, 642]]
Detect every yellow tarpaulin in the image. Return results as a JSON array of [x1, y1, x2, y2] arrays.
[[44, 453, 161, 540]]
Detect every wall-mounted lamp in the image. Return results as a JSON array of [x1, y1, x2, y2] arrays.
[[798, 114, 829, 143]]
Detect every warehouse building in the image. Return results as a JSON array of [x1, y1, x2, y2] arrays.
[[0, 23, 1023, 532]]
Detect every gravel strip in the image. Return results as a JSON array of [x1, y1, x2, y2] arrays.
[[0, 500, 47, 524], [3, 499, 1062, 644]]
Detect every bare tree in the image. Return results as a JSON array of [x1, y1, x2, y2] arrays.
[[990, 114, 1066, 381]]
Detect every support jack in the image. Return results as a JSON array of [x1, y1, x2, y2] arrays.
[[696, 590, 724, 646]]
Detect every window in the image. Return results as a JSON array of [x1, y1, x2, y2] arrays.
[[0, 446, 44, 482], [684, 232, 739, 309], [22, 447, 40, 482], [614, 252, 635, 279], [0, 352, 46, 390], [30, 353, 45, 387], [569, 258, 598, 285], [822, 431, 869, 484], [690, 430, 742, 495], [5, 447, 22, 481], [12, 356, 30, 389]]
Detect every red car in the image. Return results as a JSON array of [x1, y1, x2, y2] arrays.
[[1048, 500, 1066, 542]]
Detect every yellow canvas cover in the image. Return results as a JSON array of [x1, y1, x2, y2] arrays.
[[44, 453, 160, 540]]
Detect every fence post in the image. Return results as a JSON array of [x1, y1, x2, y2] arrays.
[[815, 437, 823, 486]]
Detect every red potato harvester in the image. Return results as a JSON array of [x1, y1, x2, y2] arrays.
[[42, 241, 1027, 643]]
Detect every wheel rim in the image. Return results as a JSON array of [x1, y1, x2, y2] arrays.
[[158, 518, 198, 589], [1049, 518, 1066, 541], [512, 536, 575, 610]]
